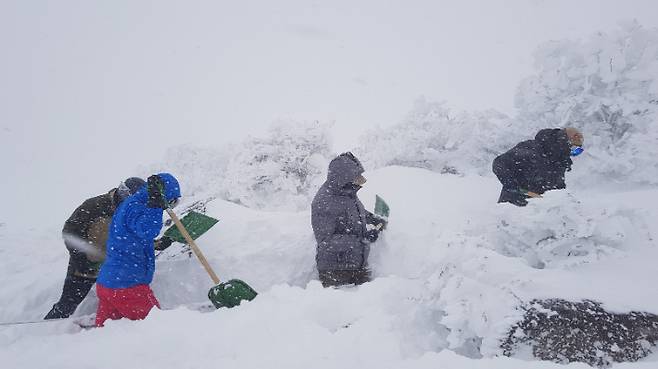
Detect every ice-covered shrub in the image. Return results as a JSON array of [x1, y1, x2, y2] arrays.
[[355, 98, 516, 176], [516, 21, 658, 186], [486, 191, 652, 269], [221, 120, 333, 211], [145, 145, 230, 199], [144, 121, 333, 211]]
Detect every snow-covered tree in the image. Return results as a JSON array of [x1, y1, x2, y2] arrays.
[[516, 21, 658, 185], [355, 98, 516, 176], [147, 145, 230, 199], [222, 120, 333, 210], [144, 121, 333, 211]]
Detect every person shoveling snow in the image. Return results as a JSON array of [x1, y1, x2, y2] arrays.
[[492, 127, 584, 207], [45, 177, 152, 320], [311, 152, 388, 288], [95, 173, 181, 327]]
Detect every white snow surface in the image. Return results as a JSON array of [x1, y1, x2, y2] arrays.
[[1, 166, 657, 368]]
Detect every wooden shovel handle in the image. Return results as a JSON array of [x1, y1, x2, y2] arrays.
[[166, 208, 221, 285]]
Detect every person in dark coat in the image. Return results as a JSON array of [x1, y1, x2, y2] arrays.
[[95, 173, 180, 327], [492, 127, 584, 206], [44, 177, 174, 320], [311, 152, 387, 287]]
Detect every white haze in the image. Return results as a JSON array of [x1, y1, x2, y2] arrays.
[[1, 0, 658, 228]]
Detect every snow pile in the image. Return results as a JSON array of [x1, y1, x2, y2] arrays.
[[1, 166, 657, 368], [153, 199, 318, 304], [359, 167, 658, 362], [484, 191, 653, 269], [1, 292, 601, 369]]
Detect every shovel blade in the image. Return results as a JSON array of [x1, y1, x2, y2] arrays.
[[208, 279, 258, 309], [374, 195, 390, 218]]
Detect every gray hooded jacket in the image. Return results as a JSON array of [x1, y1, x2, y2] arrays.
[[311, 153, 371, 271]]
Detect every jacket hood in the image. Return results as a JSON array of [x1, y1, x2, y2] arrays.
[[115, 177, 146, 204], [535, 129, 570, 156], [157, 173, 181, 201], [534, 128, 572, 170], [326, 153, 365, 188], [130, 173, 181, 203]]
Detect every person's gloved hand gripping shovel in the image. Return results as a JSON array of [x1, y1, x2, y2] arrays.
[[149, 176, 257, 309]]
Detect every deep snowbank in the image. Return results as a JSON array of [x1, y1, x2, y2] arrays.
[[1, 166, 656, 368]]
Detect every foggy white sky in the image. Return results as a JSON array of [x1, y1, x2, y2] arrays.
[[1, 0, 658, 227]]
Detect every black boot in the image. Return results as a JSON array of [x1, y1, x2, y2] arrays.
[[45, 274, 95, 319], [46, 246, 99, 320]]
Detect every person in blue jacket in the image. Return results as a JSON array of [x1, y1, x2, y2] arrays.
[[95, 173, 181, 327]]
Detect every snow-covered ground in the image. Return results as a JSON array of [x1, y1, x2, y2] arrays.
[[2, 1, 658, 367], [1, 166, 656, 368]]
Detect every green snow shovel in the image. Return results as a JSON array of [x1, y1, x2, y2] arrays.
[[165, 209, 257, 309], [163, 211, 219, 244], [374, 195, 390, 219]]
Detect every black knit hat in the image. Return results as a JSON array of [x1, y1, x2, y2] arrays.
[[116, 177, 146, 202]]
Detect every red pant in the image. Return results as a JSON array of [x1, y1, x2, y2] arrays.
[[95, 284, 160, 327]]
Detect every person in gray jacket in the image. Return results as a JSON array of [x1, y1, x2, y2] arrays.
[[311, 152, 386, 287]]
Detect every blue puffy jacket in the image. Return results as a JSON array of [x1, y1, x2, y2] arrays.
[[97, 173, 181, 289]]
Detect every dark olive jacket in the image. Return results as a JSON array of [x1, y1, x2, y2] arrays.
[[62, 189, 118, 262]]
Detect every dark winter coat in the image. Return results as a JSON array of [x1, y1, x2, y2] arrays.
[[62, 189, 121, 263], [311, 154, 376, 271], [97, 173, 180, 289], [492, 128, 572, 206]]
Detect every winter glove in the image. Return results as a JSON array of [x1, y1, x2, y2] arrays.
[[366, 212, 388, 231], [371, 217, 388, 231], [519, 188, 542, 198], [154, 236, 174, 251], [147, 175, 167, 209], [363, 229, 380, 243]]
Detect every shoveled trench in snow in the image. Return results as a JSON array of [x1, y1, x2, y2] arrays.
[[0, 166, 657, 368]]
